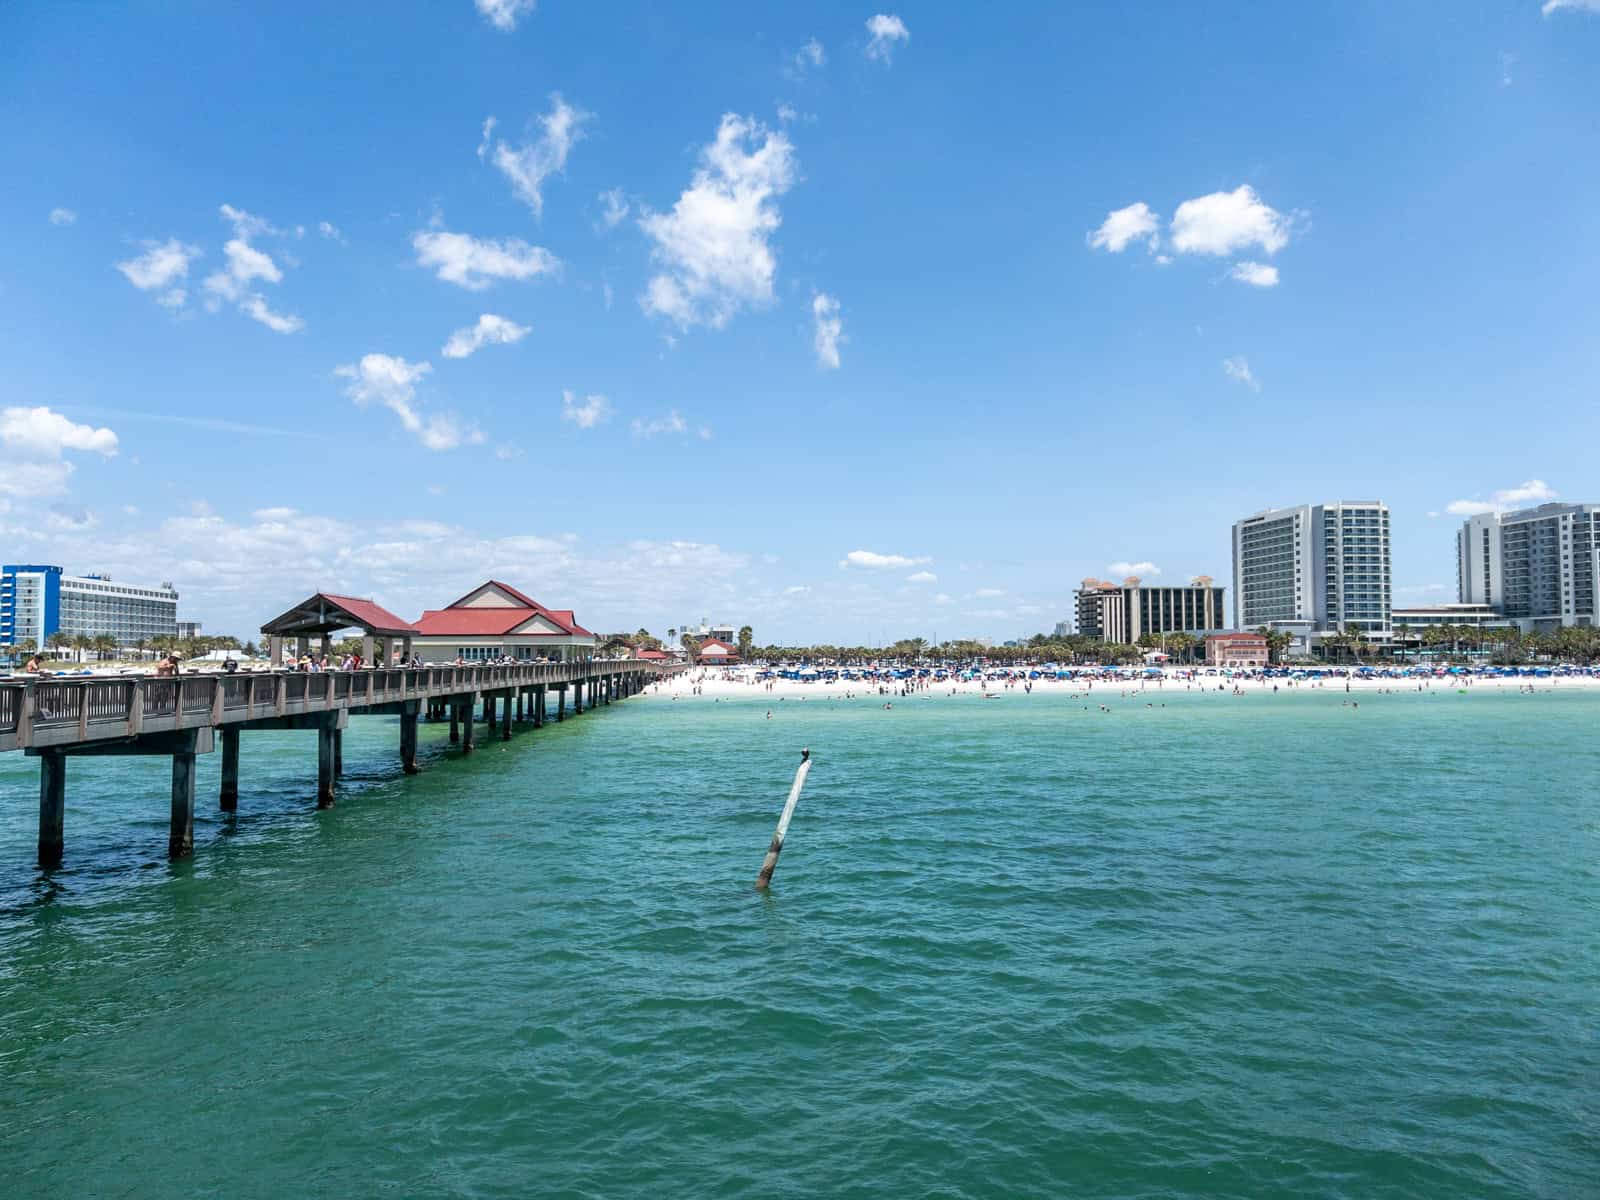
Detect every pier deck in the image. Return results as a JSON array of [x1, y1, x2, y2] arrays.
[[1, 660, 676, 865]]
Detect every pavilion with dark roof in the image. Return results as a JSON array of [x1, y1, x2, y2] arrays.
[[260, 593, 417, 666], [409, 580, 596, 663]]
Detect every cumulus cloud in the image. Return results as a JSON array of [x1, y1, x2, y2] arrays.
[[336, 354, 482, 450], [812, 292, 844, 368], [865, 14, 909, 63], [1543, 0, 1600, 13], [840, 549, 930, 569], [413, 229, 559, 289], [480, 94, 590, 217], [1446, 479, 1558, 516], [1229, 261, 1279, 287], [561, 390, 611, 429], [630, 410, 689, 438], [907, 571, 937, 583], [476, 0, 535, 31], [318, 220, 345, 243], [49, 207, 76, 226], [442, 313, 531, 359], [1087, 202, 1160, 254], [794, 38, 826, 70], [598, 188, 629, 229], [201, 206, 306, 332], [1170, 185, 1291, 257], [1222, 356, 1259, 391], [0, 407, 119, 497], [1108, 560, 1160, 578], [116, 238, 199, 309], [640, 113, 797, 329]]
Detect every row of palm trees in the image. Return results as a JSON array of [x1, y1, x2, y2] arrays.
[[2, 633, 252, 664]]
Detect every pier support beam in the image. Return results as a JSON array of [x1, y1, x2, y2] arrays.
[[461, 695, 477, 754], [534, 684, 546, 728], [400, 701, 420, 775], [39, 751, 65, 868], [556, 685, 566, 721], [574, 681, 584, 714], [449, 701, 460, 743], [334, 728, 344, 778], [171, 743, 197, 858], [317, 722, 337, 808], [501, 692, 512, 741], [220, 727, 240, 811]]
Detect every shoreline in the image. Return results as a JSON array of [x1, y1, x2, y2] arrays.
[[646, 668, 1600, 700]]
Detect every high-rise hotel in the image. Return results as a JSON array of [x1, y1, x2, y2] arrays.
[[1456, 502, 1600, 631], [1231, 501, 1391, 652]]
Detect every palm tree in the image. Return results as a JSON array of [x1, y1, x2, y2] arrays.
[[737, 625, 754, 660], [47, 631, 72, 662], [94, 634, 117, 661]]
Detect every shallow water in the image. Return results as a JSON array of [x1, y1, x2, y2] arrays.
[[1, 686, 1596, 1198]]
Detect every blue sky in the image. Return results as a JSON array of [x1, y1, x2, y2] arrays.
[[2, 1, 1597, 643]]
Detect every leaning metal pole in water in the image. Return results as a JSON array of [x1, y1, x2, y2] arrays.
[[755, 749, 812, 889]]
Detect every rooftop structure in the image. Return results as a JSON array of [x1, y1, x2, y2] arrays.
[[412, 581, 596, 663]]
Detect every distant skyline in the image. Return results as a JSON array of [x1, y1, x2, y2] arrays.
[[2, 3, 1598, 640]]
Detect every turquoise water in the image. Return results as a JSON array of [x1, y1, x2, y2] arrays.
[[1, 687, 1597, 1198]]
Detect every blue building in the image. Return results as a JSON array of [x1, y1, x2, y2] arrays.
[[1, 564, 63, 650]]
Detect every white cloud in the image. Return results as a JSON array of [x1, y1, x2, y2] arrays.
[[318, 220, 345, 243], [1229, 261, 1279, 287], [561, 390, 612, 429], [933, 593, 952, 605], [1087, 202, 1159, 254], [906, 571, 937, 583], [116, 238, 199, 308], [442, 313, 531, 359], [795, 38, 826, 69], [639, 113, 797, 329], [630, 410, 689, 437], [776, 102, 799, 124], [336, 354, 482, 450], [840, 549, 930, 569], [598, 188, 630, 229], [1543, 0, 1600, 14], [975, 587, 1005, 598], [481, 94, 589, 217], [239, 294, 306, 334], [0, 407, 119, 498], [865, 14, 909, 63], [1107, 561, 1160, 578], [1222, 356, 1259, 391], [413, 229, 559, 289], [495, 443, 524, 460], [1446, 479, 1558, 516], [784, 585, 811, 595], [476, 0, 535, 31], [201, 208, 305, 333], [49, 207, 76, 226], [812, 292, 844, 368], [1170, 185, 1291, 257], [219, 203, 279, 240]]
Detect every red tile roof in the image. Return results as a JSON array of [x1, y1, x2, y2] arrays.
[[305, 595, 416, 633], [698, 640, 735, 655], [412, 581, 594, 639], [1207, 632, 1268, 642], [635, 649, 670, 660]]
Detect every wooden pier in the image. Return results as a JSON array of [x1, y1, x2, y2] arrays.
[[0, 660, 675, 866]]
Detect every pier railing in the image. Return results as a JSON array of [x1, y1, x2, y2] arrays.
[[0, 661, 670, 753]]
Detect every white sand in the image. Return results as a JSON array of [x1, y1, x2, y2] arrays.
[[644, 666, 1600, 700]]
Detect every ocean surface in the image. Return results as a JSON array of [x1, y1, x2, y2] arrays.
[[1, 685, 1596, 1199]]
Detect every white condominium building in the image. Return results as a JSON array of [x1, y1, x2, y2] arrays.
[[1232, 502, 1392, 645], [1456, 502, 1600, 631]]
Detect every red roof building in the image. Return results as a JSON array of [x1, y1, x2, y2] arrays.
[[695, 639, 739, 665], [410, 580, 597, 663], [1205, 631, 1269, 667]]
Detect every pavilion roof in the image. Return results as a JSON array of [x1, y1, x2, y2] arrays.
[[260, 593, 416, 637]]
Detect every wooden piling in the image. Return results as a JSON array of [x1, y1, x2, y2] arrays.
[[400, 702, 420, 775], [220, 727, 240, 811], [38, 750, 65, 868], [500, 692, 512, 741], [170, 747, 196, 858], [461, 696, 477, 754], [755, 749, 812, 889], [449, 701, 460, 743], [317, 722, 337, 807]]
